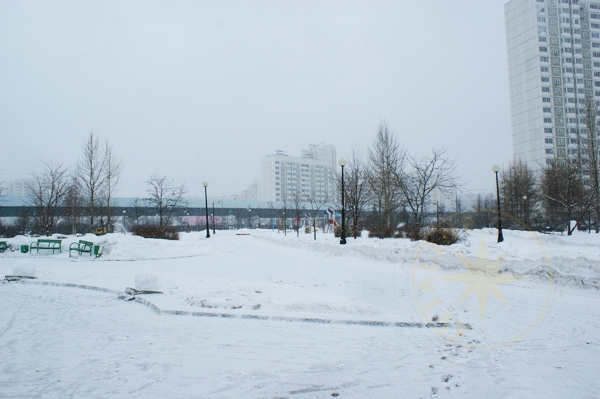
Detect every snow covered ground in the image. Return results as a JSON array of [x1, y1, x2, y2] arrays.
[[0, 228, 599, 398]]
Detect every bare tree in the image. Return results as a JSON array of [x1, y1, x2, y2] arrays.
[[27, 161, 71, 236], [145, 174, 188, 229], [75, 131, 107, 232], [342, 149, 370, 239], [540, 159, 587, 235], [396, 147, 461, 229], [130, 197, 146, 226], [16, 207, 31, 235], [470, 193, 497, 229], [582, 97, 600, 232], [102, 140, 123, 228], [304, 188, 329, 240], [63, 176, 83, 235], [290, 190, 305, 237], [365, 124, 405, 237], [500, 160, 538, 228]]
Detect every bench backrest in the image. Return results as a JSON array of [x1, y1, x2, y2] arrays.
[[79, 240, 93, 249], [37, 239, 61, 246]]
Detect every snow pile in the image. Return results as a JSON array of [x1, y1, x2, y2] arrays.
[[134, 272, 159, 291], [12, 260, 36, 277]]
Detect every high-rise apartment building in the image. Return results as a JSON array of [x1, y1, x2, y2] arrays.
[[505, 0, 600, 169], [257, 144, 337, 203]]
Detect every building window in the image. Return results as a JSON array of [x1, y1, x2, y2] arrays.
[[555, 97, 563, 105], [545, 138, 554, 144], [546, 148, 555, 154], [543, 97, 551, 103], [544, 117, 553, 123], [545, 127, 554, 133], [542, 86, 551, 92], [544, 107, 552, 113]]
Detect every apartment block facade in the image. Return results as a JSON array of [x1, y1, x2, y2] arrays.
[[505, 0, 600, 169], [257, 144, 337, 203]]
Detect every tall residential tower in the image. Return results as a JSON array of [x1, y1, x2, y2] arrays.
[[505, 0, 600, 169]]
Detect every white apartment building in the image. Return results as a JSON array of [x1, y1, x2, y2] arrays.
[[257, 144, 337, 203], [4, 179, 33, 196], [505, 0, 600, 170]]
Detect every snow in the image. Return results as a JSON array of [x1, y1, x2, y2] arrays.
[[1, 228, 599, 398]]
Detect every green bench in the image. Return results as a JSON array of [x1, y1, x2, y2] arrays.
[[0, 241, 7, 253], [30, 239, 62, 254], [69, 240, 95, 257]]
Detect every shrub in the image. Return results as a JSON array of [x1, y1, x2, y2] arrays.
[[423, 228, 461, 246], [368, 226, 396, 238], [131, 225, 180, 240], [398, 225, 423, 241]]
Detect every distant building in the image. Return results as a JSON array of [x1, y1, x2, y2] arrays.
[[505, 0, 600, 170], [4, 179, 33, 196], [239, 181, 258, 201], [256, 144, 337, 203]]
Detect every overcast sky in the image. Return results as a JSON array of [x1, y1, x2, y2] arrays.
[[0, 0, 512, 199]]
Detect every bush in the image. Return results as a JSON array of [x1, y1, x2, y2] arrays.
[[423, 228, 461, 246], [397, 225, 423, 241], [131, 225, 180, 240], [368, 226, 395, 238]]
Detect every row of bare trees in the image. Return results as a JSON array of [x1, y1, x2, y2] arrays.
[[17, 131, 188, 236], [336, 116, 600, 237], [498, 97, 600, 235], [501, 158, 599, 235], [25, 132, 123, 235], [338, 124, 461, 238]]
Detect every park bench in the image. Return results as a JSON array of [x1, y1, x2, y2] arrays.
[[0, 241, 7, 253], [69, 240, 94, 257], [30, 239, 62, 254]]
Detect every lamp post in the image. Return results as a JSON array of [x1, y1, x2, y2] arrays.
[[122, 210, 126, 234], [212, 201, 216, 235], [202, 181, 210, 238], [522, 195, 528, 226], [338, 157, 347, 245], [492, 165, 503, 243]]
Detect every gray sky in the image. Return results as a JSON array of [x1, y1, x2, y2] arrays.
[[0, 0, 511, 199]]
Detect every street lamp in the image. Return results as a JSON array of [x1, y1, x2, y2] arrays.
[[338, 157, 347, 245], [492, 165, 503, 243], [522, 195, 528, 226], [122, 210, 126, 234], [212, 201, 216, 235], [202, 181, 210, 238]]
